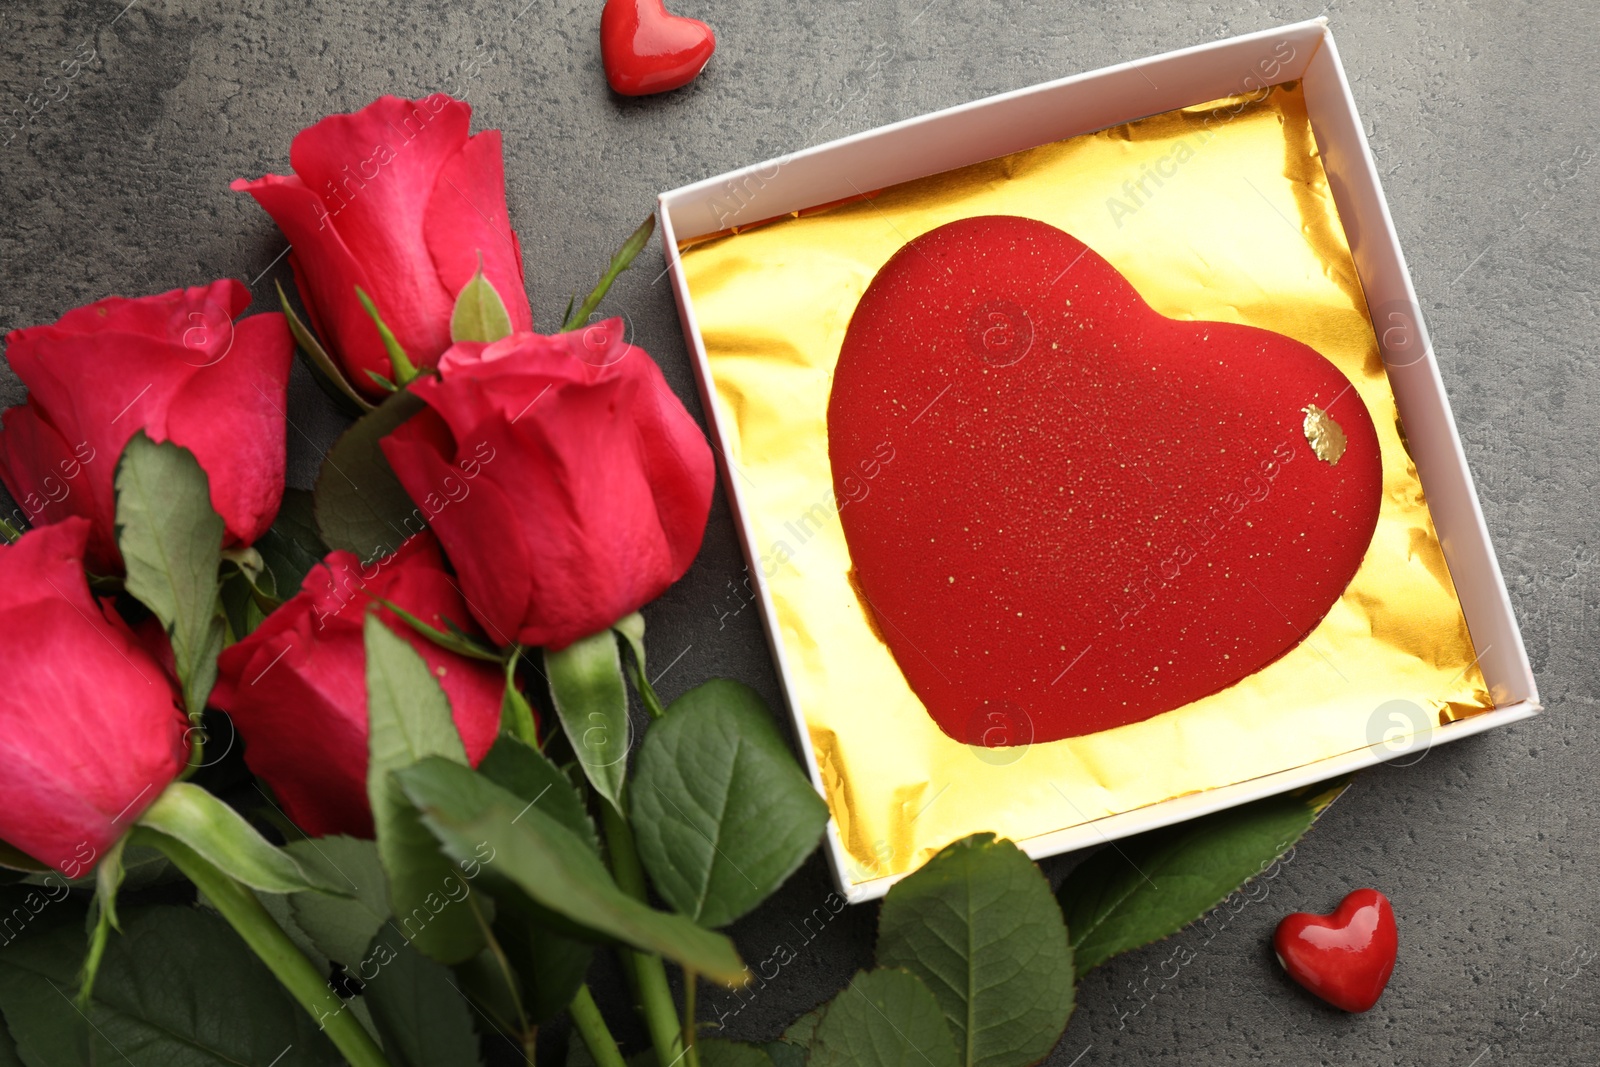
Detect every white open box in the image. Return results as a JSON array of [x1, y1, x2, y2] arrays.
[[657, 18, 1540, 903]]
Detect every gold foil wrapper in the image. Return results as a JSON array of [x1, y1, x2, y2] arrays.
[[676, 82, 1492, 888]]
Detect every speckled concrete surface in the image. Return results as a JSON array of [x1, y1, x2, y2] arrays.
[[2, 1, 1596, 1064]]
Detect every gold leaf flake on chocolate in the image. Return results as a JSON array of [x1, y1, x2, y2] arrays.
[[1302, 404, 1348, 465]]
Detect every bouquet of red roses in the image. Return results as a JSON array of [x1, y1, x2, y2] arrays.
[[0, 92, 843, 1067]]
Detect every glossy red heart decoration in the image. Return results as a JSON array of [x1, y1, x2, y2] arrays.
[[1274, 888, 1398, 1012], [600, 0, 716, 96], [828, 216, 1383, 743]]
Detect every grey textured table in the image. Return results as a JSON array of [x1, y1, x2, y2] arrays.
[[2, 1, 1596, 1064]]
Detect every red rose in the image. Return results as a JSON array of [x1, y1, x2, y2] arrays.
[[0, 519, 189, 875], [0, 280, 292, 574], [380, 322, 714, 649], [211, 534, 505, 838], [232, 94, 533, 396]]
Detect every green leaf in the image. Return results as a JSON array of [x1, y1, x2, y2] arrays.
[[356, 286, 420, 385], [762, 1043, 805, 1067], [254, 487, 328, 601], [876, 834, 1073, 1067], [283, 837, 391, 967], [500, 654, 539, 744], [0, 898, 342, 1066], [451, 946, 524, 1035], [493, 910, 593, 1025], [114, 433, 226, 718], [472, 737, 600, 1022], [256, 885, 331, 976], [450, 262, 515, 343], [313, 386, 427, 561], [15, 844, 173, 901], [278, 279, 374, 414], [809, 970, 959, 1067], [394, 756, 745, 983], [109, 843, 174, 892], [564, 214, 656, 332], [780, 1007, 825, 1048], [0, 1014, 22, 1067], [1058, 779, 1347, 979], [630, 679, 828, 928], [613, 613, 666, 719], [19, 842, 173, 893], [697, 1039, 773, 1067], [133, 783, 347, 895], [545, 632, 632, 810], [364, 615, 485, 965], [362, 933, 482, 1067], [478, 735, 598, 852]]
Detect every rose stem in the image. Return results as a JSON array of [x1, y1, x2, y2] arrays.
[[600, 801, 686, 1066], [141, 831, 393, 1067], [683, 968, 701, 1067], [569, 984, 627, 1067]]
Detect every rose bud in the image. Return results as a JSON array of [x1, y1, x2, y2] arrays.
[[380, 322, 714, 649], [0, 519, 189, 875], [0, 280, 292, 574], [232, 94, 533, 396], [210, 533, 506, 838]]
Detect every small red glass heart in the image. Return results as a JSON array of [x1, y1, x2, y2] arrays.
[[1274, 888, 1398, 1012], [600, 0, 716, 97]]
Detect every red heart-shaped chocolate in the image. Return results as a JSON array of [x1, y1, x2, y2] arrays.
[[1274, 888, 1398, 1012], [828, 216, 1382, 743], [600, 0, 716, 96]]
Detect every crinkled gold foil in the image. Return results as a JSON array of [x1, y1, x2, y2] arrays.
[[677, 82, 1491, 887]]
